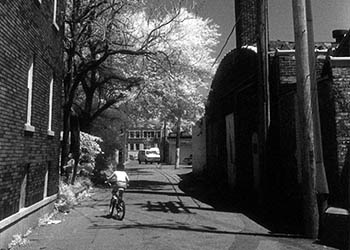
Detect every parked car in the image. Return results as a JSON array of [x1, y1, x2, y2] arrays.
[[138, 148, 161, 164], [183, 154, 192, 165]]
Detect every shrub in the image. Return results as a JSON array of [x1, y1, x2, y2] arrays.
[[78, 132, 103, 176]]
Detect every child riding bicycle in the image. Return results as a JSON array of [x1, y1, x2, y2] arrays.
[[106, 164, 130, 204]]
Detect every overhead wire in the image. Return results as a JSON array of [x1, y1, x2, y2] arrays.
[[212, 12, 242, 67]]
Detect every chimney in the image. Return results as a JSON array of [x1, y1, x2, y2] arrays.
[[235, 0, 258, 48], [332, 29, 348, 44]]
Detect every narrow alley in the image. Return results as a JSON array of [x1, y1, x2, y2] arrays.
[[12, 162, 337, 250]]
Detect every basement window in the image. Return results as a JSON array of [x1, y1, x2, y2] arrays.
[[19, 164, 29, 209], [43, 162, 50, 198]]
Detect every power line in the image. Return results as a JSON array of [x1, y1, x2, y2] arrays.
[[212, 13, 242, 67]]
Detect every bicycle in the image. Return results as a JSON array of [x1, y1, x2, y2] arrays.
[[106, 182, 126, 220]]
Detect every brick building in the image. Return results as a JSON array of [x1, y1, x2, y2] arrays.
[[204, 0, 350, 235], [0, 0, 64, 247], [127, 127, 162, 160]]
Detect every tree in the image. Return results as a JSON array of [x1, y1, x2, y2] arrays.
[[126, 8, 220, 168], [61, 0, 219, 179], [61, 0, 187, 178]]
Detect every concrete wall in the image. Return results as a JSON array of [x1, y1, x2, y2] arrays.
[[168, 138, 192, 165]]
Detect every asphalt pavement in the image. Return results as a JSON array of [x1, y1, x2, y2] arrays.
[[11, 162, 339, 250]]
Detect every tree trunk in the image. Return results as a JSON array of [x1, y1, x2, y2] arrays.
[[61, 0, 77, 176], [175, 117, 181, 169], [60, 105, 71, 176], [162, 121, 167, 163], [70, 108, 80, 185]]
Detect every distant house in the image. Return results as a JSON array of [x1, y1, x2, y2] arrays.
[[0, 0, 64, 247], [127, 127, 163, 160]]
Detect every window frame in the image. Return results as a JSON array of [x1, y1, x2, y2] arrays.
[[47, 77, 55, 136], [24, 57, 35, 132], [52, 0, 59, 30]]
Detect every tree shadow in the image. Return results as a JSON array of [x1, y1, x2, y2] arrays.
[[128, 180, 171, 190], [141, 200, 193, 214]]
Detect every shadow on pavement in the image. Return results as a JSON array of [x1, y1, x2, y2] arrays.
[[126, 190, 189, 197], [129, 180, 170, 190], [177, 172, 306, 238], [141, 201, 193, 214], [88, 222, 306, 240]]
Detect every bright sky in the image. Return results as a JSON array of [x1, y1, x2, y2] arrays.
[[198, 0, 350, 61]]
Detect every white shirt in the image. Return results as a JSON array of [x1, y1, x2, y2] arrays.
[[108, 171, 129, 187]]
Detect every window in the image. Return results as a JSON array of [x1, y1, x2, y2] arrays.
[[19, 164, 29, 209], [43, 163, 50, 198], [53, 0, 59, 30], [24, 57, 35, 132], [47, 78, 55, 136], [129, 131, 135, 138], [136, 144, 140, 150], [144, 131, 154, 138], [136, 131, 140, 138]]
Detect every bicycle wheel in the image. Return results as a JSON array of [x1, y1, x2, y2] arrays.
[[115, 200, 125, 220], [109, 197, 116, 216]]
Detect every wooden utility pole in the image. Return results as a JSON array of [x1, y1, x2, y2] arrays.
[[256, 0, 269, 204], [305, 0, 329, 229], [292, 0, 319, 238]]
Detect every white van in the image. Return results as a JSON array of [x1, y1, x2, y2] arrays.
[[138, 148, 160, 164]]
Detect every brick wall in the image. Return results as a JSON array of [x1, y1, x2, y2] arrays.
[[331, 66, 350, 167], [265, 52, 324, 213], [0, 0, 64, 220], [235, 0, 258, 48], [271, 52, 350, 206], [330, 63, 350, 205], [205, 48, 258, 192]]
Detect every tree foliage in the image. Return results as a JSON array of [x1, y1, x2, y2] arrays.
[[80, 131, 103, 165], [126, 8, 220, 130], [61, 0, 220, 172]]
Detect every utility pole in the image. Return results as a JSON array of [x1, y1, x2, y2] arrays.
[[292, 0, 319, 238], [305, 0, 329, 230], [256, 0, 269, 204]]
